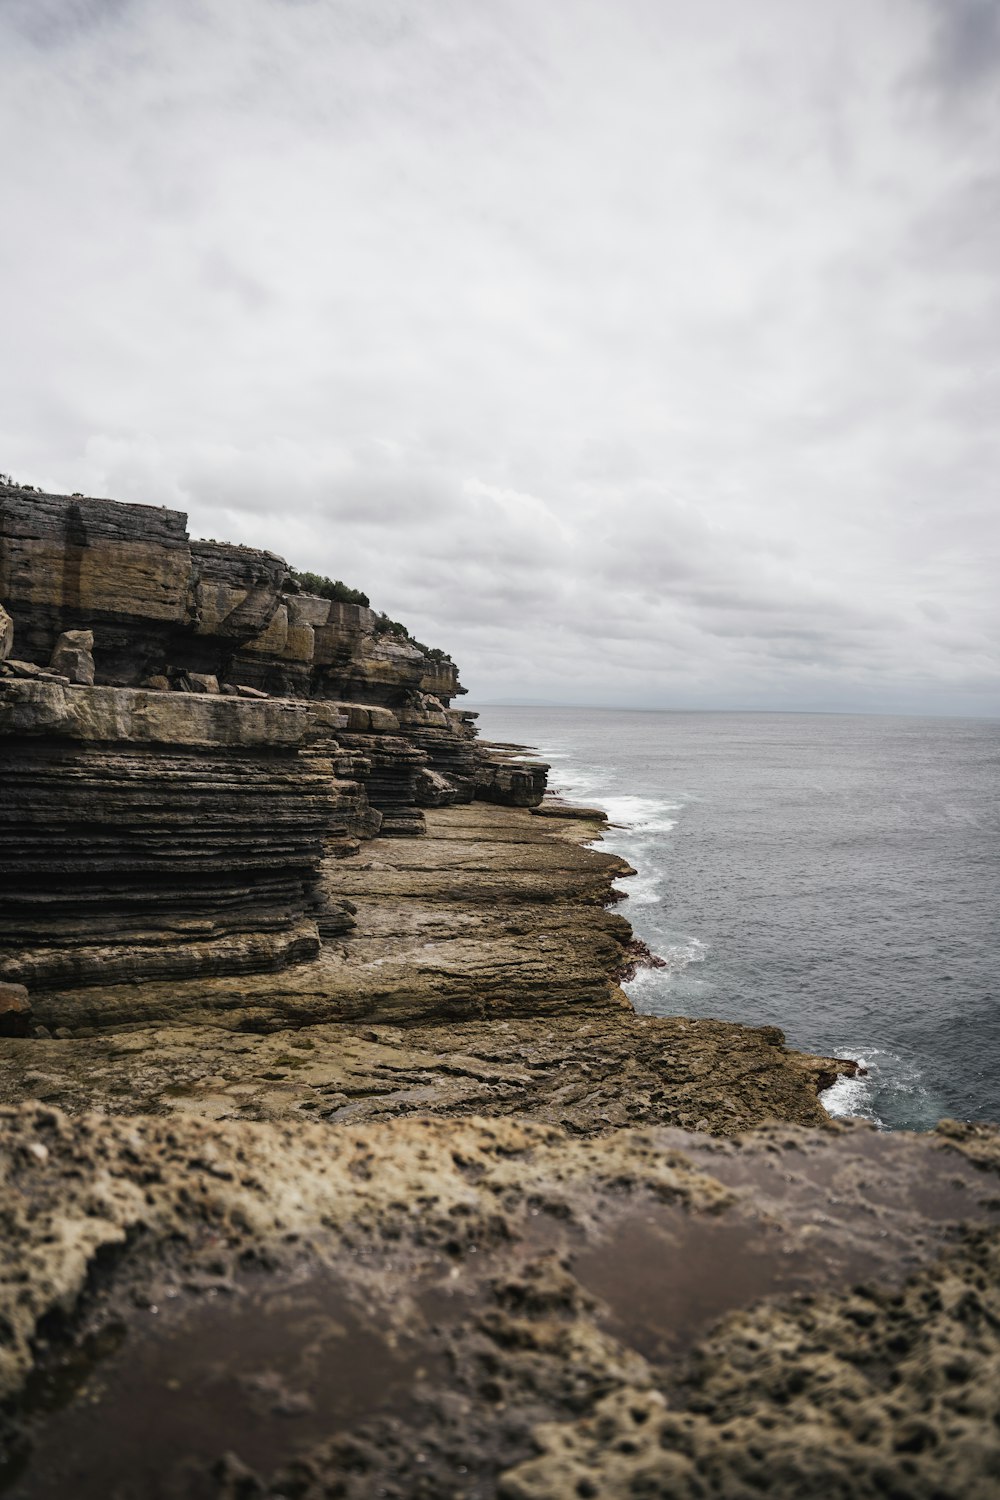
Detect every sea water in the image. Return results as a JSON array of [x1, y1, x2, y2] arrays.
[[470, 707, 1000, 1131]]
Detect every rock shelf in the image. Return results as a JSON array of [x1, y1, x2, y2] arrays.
[[0, 800, 849, 1133]]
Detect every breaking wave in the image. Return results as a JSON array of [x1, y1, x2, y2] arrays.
[[624, 936, 708, 991], [820, 1047, 938, 1131]]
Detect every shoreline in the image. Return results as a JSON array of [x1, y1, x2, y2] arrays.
[[0, 795, 858, 1134], [510, 742, 873, 1123]]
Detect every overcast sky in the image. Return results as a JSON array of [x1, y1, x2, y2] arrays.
[[1, 0, 997, 713]]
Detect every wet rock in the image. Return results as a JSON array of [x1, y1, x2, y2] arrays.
[[532, 799, 609, 822], [0, 1106, 998, 1499]]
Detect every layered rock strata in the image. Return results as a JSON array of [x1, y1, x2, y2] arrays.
[[0, 484, 465, 710], [1, 484, 540, 989], [0, 679, 350, 988], [0, 800, 854, 1133]]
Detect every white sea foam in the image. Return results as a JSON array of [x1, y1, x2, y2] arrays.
[[820, 1065, 882, 1127], [613, 870, 664, 906], [550, 770, 603, 802], [599, 794, 682, 834], [548, 782, 683, 835], [624, 937, 708, 992], [819, 1046, 936, 1131]]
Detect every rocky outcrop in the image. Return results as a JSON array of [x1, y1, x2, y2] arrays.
[[6, 483, 996, 1494], [475, 744, 550, 807], [0, 801, 635, 1033], [0, 485, 543, 989], [0, 489, 194, 680], [0, 800, 857, 1136], [0, 487, 462, 708]]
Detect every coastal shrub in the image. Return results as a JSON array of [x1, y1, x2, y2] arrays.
[[372, 612, 410, 640], [282, 570, 453, 663], [372, 612, 452, 664], [288, 568, 370, 607]]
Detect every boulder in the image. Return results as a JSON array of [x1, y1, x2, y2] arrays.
[[0, 603, 12, 662], [49, 628, 96, 685], [0, 981, 31, 1036], [414, 766, 459, 807], [186, 672, 220, 694]]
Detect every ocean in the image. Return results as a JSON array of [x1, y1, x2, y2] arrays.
[[470, 707, 1000, 1131]]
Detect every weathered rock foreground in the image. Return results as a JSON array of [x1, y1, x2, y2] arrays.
[[2, 1104, 999, 1498]]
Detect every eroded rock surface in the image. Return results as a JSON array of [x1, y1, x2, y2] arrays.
[[1, 1105, 998, 1499], [0, 682, 343, 987]]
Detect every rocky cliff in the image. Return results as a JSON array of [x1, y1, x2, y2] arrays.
[[0, 486, 458, 705], [3, 481, 998, 1498], [0, 483, 540, 992]]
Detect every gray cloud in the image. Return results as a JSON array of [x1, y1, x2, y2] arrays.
[[913, 0, 1000, 99], [1, 0, 997, 714]]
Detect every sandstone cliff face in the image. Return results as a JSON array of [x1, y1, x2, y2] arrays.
[[0, 484, 544, 990], [0, 680, 354, 988], [0, 484, 462, 706]]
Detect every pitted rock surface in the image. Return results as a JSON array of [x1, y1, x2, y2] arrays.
[[1, 1106, 998, 1498]]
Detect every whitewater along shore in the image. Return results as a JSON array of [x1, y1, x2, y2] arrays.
[[3, 482, 1000, 1496]]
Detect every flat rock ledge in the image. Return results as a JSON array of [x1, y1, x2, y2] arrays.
[[1, 801, 852, 1135]]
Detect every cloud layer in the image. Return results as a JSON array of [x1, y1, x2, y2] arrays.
[[1, 0, 997, 712]]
